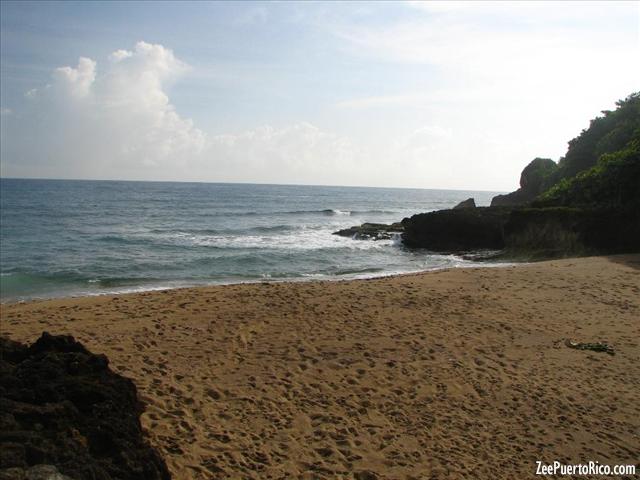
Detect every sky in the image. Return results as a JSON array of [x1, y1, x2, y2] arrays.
[[1, 1, 638, 191]]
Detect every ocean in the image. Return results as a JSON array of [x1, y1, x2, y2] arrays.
[[0, 178, 503, 302]]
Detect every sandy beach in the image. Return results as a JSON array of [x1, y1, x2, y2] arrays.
[[1, 255, 639, 479]]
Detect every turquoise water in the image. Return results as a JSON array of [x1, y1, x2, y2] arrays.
[[0, 179, 501, 301]]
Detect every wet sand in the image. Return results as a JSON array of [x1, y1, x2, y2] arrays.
[[1, 255, 639, 479]]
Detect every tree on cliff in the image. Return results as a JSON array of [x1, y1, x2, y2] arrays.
[[537, 138, 640, 208], [543, 92, 640, 191], [492, 92, 640, 207]]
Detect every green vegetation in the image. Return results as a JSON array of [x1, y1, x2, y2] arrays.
[[405, 93, 639, 258], [492, 93, 639, 209], [500, 92, 639, 258], [536, 139, 640, 207], [541, 92, 640, 193], [521, 92, 640, 209]]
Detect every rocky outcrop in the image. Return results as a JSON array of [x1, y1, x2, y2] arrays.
[[399, 205, 640, 258], [491, 158, 557, 206], [0, 333, 171, 480], [453, 198, 476, 209], [333, 222, 403, 241], [490, 189, 530, 207], [401, 207, 512, 251], [403, 96, 639, 257], [503, 206, 640, 258]]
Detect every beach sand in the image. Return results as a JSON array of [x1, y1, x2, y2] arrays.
[[1, 255, 639, 479]]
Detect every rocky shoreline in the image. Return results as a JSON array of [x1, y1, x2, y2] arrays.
[[334, 200, 639, 259], [336, 92, 639, 259], [332, 222, 404, 241], [334, 117, 639, 260]]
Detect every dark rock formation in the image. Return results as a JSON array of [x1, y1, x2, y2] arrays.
[[400, 204, 640, 258], [491, 158, 557, 207], [520, 158, 557, 192], [489, 190, 528, 207], [0, 333, 171, 480], [401, 207, 512, 251], [333, 222, 403, 241], [403, 95, 639, 258], [503, 206, 640, 258], [453, 198, 476, 209]]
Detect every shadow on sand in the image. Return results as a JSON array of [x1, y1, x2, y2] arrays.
[[605, 254, 640, 271]]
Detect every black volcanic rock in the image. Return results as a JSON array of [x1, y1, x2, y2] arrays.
[[490, 189, 531, 207], [503, 206, 640, 258], [401, 207, 511, 251], [333, 222, 403, 241], [0, 333, 171, 480], [400, 204, 640, 258], [453, 198, 476, 209]]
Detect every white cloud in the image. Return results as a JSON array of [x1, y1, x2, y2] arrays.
[[2, 7, 636, 192], [1, 43, 366, 185], [2, 42, 206, 178], [336, 5, 633, 76], [108, 49, 133, 63], [403, 125, 453, 145], [336, 88, 501, 109], [325, 1, 638, 189], [202, 123, 366, 185], [332, 1, 637, 97], [52, 57, 96, 98]]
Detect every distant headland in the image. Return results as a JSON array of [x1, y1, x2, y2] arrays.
[[337, 92, 640, 260]]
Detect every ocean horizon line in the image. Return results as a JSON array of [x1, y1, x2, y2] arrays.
[[0, 176, 508, 194]]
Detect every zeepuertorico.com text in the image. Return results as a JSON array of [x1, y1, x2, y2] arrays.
[[536, 461, 636, 476]]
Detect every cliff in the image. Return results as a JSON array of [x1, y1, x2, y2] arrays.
[[341, 93, 640, 259], [492, 92, 640, 208], [503, 206, 640, 258]]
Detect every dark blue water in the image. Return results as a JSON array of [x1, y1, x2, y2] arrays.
[[0, 179, 503, 301]]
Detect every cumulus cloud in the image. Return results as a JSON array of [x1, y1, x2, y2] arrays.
[[52, 57, 96, 98], [1, 41, 365, 184], [2, 41, 205, 178], [108, 49, 133, 63]]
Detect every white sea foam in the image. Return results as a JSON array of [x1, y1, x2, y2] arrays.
[[2, 179, 505, 302], [150, 227, 395, 251]]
